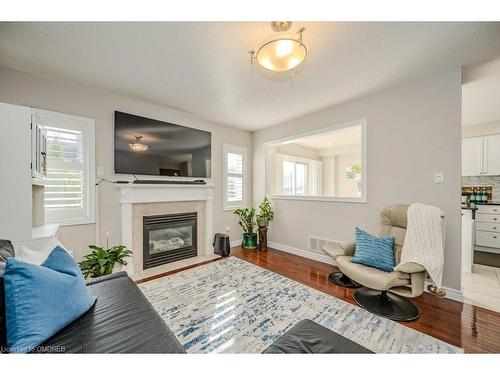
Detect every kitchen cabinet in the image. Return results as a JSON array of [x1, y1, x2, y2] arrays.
[[475, 204, 500, 254], [462, 137, 483, 176], [484, 134, 500, 175], [462, 134, 500, 176]]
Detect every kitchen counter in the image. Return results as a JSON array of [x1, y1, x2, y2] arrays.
[[462, 208, 474, 273]]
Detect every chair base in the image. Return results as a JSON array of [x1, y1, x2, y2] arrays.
[[328, 272, 361, 288], [353, 287, 420, 321]]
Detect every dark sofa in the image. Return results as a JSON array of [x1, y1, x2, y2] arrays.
[[1, 269, 371, 354], [0, 271, 186, 354]]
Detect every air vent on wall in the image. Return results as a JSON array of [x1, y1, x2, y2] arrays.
[[308, 236, 343, 256]]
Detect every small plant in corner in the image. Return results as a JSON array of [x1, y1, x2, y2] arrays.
[[233, 207, 258, 249], [79, 245, 132, 279], [256, 196, 274, 228]]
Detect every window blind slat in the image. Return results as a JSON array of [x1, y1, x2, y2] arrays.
[[223, 146, 246, 209], [44, 127, 85, 211], [226, 152, 243, 202]]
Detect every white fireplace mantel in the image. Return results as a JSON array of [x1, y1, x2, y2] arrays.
[[116, 183, 215, 275]]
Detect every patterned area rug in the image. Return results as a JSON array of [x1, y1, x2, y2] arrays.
[[139, 257, 462, 353]]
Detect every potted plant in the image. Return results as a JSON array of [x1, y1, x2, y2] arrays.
[[79, 245, 132, 279], [233, 207, 257, 249], [256, 196, 274, 228]]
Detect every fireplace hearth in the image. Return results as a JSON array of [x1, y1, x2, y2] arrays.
[[143, 212, 198, 269]]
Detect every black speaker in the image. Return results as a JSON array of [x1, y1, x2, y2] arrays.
[[213, 233, 230, 256]]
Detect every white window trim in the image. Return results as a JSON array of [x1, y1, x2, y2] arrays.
[[223, 144, 247, 211], [264, 118, 367, 204], [35, 108, 96, 226]]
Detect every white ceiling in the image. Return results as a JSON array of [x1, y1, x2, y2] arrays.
[[294, 126, 361, 150], [1, 22, 500, 131], [462, 57, 500, 126]]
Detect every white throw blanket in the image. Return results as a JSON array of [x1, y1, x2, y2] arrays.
[[395, 203, 445, 287]]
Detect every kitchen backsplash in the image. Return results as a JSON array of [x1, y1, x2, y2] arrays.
[[462, 175, 500, 202]]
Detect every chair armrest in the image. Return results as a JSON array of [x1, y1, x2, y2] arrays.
[[395, 262, 426, 274], [342, 241, 356, 256], [323, 241, 356, 259]]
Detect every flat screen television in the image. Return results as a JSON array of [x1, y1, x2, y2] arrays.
[[114, 111, 211, 177]]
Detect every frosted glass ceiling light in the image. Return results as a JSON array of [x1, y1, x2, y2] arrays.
[[249, 22, 307, 74], [129, 136, 150, 152]]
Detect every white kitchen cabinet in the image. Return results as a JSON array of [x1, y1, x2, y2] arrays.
[[462, 137, 483, 176], [484, 134, 500, 175], [475, 204, 500, 253], [462, 134, 500, 176]]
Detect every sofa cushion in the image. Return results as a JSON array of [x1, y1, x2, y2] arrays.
[[351, 227, 395, 272], [0, 240, 15, 351], [263, 319, 372, 353], [3, 247, 96, 353], [38, 272, 186, 353], [0, 239, 15, 275], [337, 256, 409, 291]]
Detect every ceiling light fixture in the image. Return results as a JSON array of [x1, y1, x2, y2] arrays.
[[129, 135, 150, 152], [249, 22, 307, 74]]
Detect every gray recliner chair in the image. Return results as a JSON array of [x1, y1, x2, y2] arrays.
[[322, 242, 361, 288], [324, 204, 426, 321]]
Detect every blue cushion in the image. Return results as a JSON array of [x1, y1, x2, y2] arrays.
[[3, 246, 96, 353], [351, 227, 395, 272]]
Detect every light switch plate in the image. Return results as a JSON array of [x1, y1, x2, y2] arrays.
[[434, 172, 444, 184]]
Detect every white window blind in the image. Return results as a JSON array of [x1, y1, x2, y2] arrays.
[[34, 109, 95, 225], [223, 144, 246, 210], [45, 127, 84, 210]]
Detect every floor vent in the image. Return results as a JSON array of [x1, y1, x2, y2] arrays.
[[308, 236, 343, 256]]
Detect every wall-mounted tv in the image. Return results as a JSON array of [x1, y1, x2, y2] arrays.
[[114, 111, 211, 178]]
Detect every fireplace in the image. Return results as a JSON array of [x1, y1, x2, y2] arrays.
[[143, 212, 198, 269]]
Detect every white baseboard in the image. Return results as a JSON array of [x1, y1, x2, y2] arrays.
[[230, 239, 242, 248], [425, 282, 463, 303], [268, 241, 464, 303], [268, 241, 337, 266]]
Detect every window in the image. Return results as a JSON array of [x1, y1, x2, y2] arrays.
[[265, 119, 366, 202], [223, 144, 247, 210], [34, 109, 95, 225], [283, 159, 308, 196]]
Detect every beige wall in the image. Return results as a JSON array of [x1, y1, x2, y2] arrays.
[[0, 66, 253, 261], [253, 70, 462, 290], [335, 152, 361, 197]]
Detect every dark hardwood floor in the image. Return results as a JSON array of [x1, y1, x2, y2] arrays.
[[229, 246, 500, 353], [135, 246, 500, 353]]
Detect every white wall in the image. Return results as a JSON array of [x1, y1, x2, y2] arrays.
[[276, 144, 320, 160], [253, 70, 462, 290], [0, 66, 253, 261], [321, 156, 336, 196]]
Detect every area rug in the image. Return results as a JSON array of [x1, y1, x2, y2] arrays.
[[139, 257, 462, 353]]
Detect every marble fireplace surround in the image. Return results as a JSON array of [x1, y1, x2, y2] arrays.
[[117, 183, 218, 280]]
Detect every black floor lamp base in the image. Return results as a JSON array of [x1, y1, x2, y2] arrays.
[[328, 272, 361, 288], [354, 287, 420, 321]]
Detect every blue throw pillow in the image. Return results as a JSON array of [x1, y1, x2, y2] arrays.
[[3, 246, 96, 353], [351, 227, 395, 272]]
